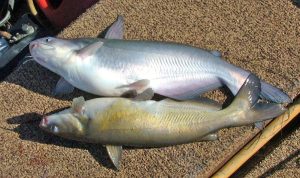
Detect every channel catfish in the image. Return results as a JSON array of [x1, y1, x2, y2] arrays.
[[29, 16, 291, 103], [39, 74, 286, 169]]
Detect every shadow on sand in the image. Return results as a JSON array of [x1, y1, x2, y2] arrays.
[[3, 61, 102, 101], [6, 111, 117, 170]]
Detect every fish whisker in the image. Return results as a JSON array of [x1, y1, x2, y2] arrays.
[[22, 58, 35, 65]]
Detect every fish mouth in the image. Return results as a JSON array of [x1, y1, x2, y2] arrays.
[[34, 56, 47, 64], [39, 116, 48, 128], [39, 42, 55, 50]]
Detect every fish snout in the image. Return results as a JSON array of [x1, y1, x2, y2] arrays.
[[39, 116, 48, 128], [29, 42, 38, 52]]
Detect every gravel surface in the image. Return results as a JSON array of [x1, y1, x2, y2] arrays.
[[0, 0, 299, 177]]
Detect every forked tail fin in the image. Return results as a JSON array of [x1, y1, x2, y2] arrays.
[[227, 74, 286, 127], [260, 81, 292, 104]]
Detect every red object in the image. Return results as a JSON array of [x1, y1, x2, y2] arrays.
[[36, 0, 98, 29]]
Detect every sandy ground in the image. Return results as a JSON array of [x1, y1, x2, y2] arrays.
[[1, 0, 299, 177], [233, 116, 300, 177]]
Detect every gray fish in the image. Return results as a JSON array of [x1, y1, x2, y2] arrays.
[[29, 16, 291, 103], [39, 74, 286, 169]]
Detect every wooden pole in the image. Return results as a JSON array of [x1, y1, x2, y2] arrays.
[[212, 100, 300, 178]]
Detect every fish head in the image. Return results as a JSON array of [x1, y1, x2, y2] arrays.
[[39, 108, 88, 140], [29, 37, 81, 74]]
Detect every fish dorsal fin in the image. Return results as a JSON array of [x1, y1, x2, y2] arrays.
[[106, 145, 123, 170], [77, 41, 104, 59], [72, 96, 85, 114], [105, 15, 124, 39]]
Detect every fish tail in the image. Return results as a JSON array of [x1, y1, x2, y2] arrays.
[[260, 81, 292, 104], [224, 66, 291, 104], [226, 74, 286, 127]]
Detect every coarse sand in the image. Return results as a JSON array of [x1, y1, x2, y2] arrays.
[[0, 0, 299, 177]]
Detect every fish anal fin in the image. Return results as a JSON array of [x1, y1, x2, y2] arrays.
[[106, 145, 123, 170], [254, 121, 265, 130], [210, 50, 222, 57]]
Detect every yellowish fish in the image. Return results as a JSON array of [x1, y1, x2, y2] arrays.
[[39, 74, 286, 169]]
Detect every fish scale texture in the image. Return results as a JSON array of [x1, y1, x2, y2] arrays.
[[0, 0, 299, 177]]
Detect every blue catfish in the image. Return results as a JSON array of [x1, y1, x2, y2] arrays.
[[39, 74, 286, 169], [29, 16, 291, 103]]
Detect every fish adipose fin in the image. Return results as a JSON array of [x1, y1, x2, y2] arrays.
[[260, 81, 292, 104], [228, 74, 286, 127], [106, 145, 123, 170], [105, 15, 124, 39], [54, 77, 74, 95], [210, 50, 222, 57]]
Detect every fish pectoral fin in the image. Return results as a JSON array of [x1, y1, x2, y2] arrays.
[[199, 133, 218, 141], [54, 77, 74, 95], [77, 41, 104, 59], [106, 145, 123, 170], [71, 96, 85, 114], [104, 15, 124, 39]]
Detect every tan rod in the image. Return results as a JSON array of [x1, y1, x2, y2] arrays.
[[212, 99, 300, 178]]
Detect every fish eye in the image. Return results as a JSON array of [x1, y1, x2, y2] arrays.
[[50, 125, 59, 133], [45, 38, 52, 42]]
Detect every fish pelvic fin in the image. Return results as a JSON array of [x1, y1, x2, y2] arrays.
[[227, 74, 286, 127], [106, 145, 123, 170]]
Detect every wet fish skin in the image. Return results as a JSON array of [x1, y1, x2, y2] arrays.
[[39, 74, 286, 169], [29, 16, 291, 103]]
